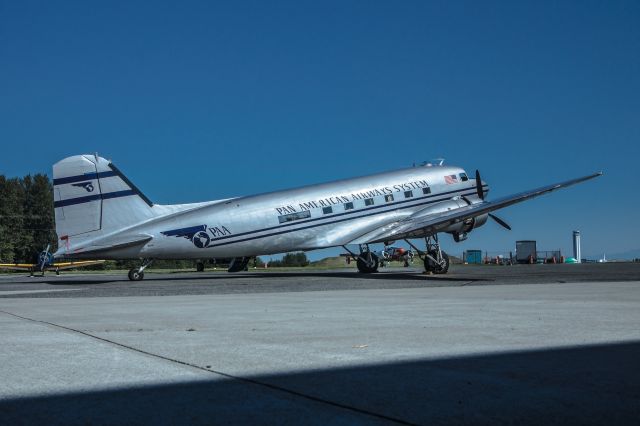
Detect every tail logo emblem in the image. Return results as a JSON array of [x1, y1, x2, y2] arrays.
[[72, 181, 95, 192]]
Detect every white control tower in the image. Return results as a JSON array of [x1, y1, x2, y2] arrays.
[[573, 231, 581, 263]]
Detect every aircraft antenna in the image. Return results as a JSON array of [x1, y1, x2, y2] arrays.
[[420, 158, 445, 167]]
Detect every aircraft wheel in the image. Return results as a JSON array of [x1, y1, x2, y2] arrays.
[[424, 251, 450, 274], [128, 268, 144, 281], [357, 253, 379, 273], [196, 262, 205, 272]]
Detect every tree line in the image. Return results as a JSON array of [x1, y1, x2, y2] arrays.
[[267, 252, 309, 267], [0, 174, 55, 263]]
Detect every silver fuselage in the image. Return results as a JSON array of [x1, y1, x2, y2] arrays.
[[116, 165, 482, 259]]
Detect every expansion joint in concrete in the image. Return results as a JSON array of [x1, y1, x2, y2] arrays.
[[0, 309, 419, 426]]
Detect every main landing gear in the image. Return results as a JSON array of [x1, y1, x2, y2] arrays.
[[404, 234, 450, 274], [344, 235, 450, 275], [342, 244, 379, 273], [128, 258, 153, 281]]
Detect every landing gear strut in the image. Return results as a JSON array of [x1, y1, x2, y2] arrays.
[[128, 258, 153, 281], [405, 234, 450, 274]]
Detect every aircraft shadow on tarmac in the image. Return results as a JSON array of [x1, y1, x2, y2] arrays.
[[1, 341, 638, 425]]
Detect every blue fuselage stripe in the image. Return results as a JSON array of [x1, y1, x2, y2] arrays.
[[203, 186, 484, 249], [209, 185, 485, 244]]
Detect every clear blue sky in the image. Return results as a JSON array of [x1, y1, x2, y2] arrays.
[[1, 1, 638, 260]]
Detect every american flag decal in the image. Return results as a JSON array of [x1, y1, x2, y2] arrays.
[[444, 174, 458, 184]]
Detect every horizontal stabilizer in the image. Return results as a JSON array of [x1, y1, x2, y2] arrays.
[[63, 235, 153, 259]]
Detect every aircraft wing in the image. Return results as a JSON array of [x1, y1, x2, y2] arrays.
[[0, 260, 105, 271], [51, 260, 106, 270], [350, 172, 603, 244], [0, 263, 37, 271]]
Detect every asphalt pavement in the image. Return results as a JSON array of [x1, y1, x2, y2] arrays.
[[0, 262, 639, 298]]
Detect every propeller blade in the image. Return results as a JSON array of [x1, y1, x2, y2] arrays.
[[475, 169, 484, 200], [489, 213, 511, 231]]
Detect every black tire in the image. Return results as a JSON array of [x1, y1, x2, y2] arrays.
[[128, 268, 144, 281], [357, 253, 379, 273], [424, 251, 450, 274], [196, 262, 205, 272]]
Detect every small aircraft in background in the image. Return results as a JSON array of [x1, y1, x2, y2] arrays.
[[50, 154, 602, 280], [341, 245, 414, 267], [0, 244, 104, 276], [377, 245, 414, 268]]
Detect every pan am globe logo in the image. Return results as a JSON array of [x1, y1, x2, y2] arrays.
[[161, 224, 232, 248], [192, 231, 211, 248]]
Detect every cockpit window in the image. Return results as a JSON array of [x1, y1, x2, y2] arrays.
[[459, 173, 469, 182]]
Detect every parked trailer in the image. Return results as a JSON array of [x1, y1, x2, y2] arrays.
[[516, 240, 537, 264]]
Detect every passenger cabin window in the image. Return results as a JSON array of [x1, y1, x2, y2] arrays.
[[384, 194, 394, 202], [404, 190, 413, 198], [459, 173, 469, 182], [364, 198, 374, 206], [278, 210, 311, 224], [322, 206, 333, 215], [422, 187, 431, 195], [344, 202, 354, 210]]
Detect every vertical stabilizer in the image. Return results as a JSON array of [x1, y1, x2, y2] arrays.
[[53, 155, 156, 248]]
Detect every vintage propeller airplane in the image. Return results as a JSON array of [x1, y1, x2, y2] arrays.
[[50, 154, 601, 280], [377, 245, 415, 268], [0, 244, 105, 276]]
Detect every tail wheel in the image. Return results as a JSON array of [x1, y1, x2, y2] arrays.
[[128, 268, 144, 281], [424, 251, 450, 274], [356, 253, 379, 273]]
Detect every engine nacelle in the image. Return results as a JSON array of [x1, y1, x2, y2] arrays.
[[445, 213, 488, 242], [410, 199, 488, 241]]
